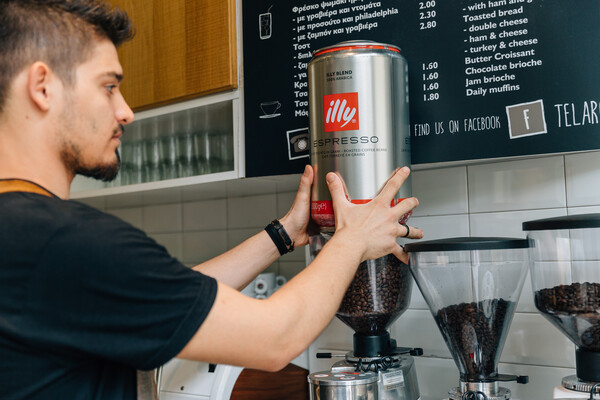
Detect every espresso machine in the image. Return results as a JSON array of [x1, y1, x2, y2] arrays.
[[405, 237, 531, 400], [308, 232, 422, 400], [523, 214, 600, 399]]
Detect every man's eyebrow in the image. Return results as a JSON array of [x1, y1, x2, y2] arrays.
[[101, 72, 123, 82]]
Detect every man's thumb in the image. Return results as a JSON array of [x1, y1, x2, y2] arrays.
[[326, 172, 346, 207], [326, 172, 337, 185]]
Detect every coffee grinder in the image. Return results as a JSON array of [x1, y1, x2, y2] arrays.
[[308, 231, 422, 400], [404, 238, 531, 400], [306, 41, 419, 399], [523, 214, 600, 399]]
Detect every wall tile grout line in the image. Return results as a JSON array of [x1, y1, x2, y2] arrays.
[[562, 154, 569, 208]]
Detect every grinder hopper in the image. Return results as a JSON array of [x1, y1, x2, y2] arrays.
[[405, 237, 531, 399], [524, 214, 600, 395], [309, 231, 414, 357]]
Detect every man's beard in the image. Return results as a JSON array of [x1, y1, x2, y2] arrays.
[[56, 93, 123, 182], [62, 147, 121, 182], [76, 150, 121, 182]]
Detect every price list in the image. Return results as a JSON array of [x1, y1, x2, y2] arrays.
[[422, 62, 440, 103], [461, 0, 540, 98], [288, 1, 405, 119], [419, 1, 438, 31], [242, 0, 600, 176]]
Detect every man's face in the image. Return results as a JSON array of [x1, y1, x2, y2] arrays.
[[57, 38, 133, 181]]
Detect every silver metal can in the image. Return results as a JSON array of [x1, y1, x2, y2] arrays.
[[308, 371, 378, 400], [308, 40, 411, 228]]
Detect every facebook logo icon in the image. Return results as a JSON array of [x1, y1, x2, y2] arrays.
[[506, 99, 547, 139]]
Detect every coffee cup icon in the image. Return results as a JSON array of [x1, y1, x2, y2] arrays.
[[259, 101, 281, 119]]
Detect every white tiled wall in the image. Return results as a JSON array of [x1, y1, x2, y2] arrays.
[[81, 150, 600, 400], [310, 150, 600, 400], [94, 184, 308, 277]]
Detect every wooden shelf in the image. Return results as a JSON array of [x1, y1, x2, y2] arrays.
[[108, 0, 237, 111]]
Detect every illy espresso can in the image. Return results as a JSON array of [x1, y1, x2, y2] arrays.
[[308, 40, 411, 228]]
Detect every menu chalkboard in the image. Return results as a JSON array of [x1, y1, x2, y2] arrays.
[[243, 0, 600, 177]]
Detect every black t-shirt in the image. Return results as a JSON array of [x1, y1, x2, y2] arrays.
[[0, 192, 218, 400]]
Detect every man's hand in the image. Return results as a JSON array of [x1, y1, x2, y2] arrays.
[[279, 165, 314, 248], [326, 166, 423, 263]]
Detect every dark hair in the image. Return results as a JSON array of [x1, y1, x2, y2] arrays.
[[0, 0, 134, 112]]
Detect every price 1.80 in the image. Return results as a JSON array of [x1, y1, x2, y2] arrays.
[[423, 92, 440, 102]]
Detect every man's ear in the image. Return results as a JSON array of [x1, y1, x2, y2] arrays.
[[27, 62, 55, 112]]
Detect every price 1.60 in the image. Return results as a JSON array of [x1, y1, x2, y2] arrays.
[[422, 62, 438, 70]]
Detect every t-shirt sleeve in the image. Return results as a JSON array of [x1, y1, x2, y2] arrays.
[[26, 208, 217, 370]]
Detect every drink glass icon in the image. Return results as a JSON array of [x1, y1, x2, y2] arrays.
[[259, 12, 272, 39]]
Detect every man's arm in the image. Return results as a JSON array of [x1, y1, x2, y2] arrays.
[[178, 167, 423, 371], [191, 230, 281, 290], [192, 166, 314, 290]]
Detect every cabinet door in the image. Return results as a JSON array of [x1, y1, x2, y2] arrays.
[[109, 0, 237, 111]]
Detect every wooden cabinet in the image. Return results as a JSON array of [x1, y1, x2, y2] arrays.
[[71, 1, 243, 200], [108, 0, 237, 111], [230, 364, 310, 400]]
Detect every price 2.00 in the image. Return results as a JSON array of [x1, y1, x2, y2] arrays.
[[419, 0, 436, 9]]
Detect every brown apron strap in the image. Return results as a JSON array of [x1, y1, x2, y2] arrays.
[[0, 179, 54, 198]]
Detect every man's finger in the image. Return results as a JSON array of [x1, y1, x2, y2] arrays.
[[394, 197, 419, 218], [376, 167, 411, 205], [399, 223, 424, 240], [326, 172, 350, 210], [392, 245, 409, 264], [294, 165, 313, 203], [337, 172, 350, 200]]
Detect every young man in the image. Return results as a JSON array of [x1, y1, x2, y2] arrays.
[[0, 1, 423, 399]]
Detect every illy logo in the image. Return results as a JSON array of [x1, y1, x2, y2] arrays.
[[324, 92, 359, 132]]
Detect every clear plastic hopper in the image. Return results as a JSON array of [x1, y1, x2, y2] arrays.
[[336, 254, 412, 336], [309, 230, 413, 357], [523, 214, 600, 388], [405, 237, 531, 399]]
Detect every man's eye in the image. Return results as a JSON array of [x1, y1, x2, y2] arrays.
[[106, 85, 117, 94]]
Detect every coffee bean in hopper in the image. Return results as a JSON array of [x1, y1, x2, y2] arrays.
[[337, 255, 412, 335], [434, 299, 516, 381], [536, 282, 600, 351]]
